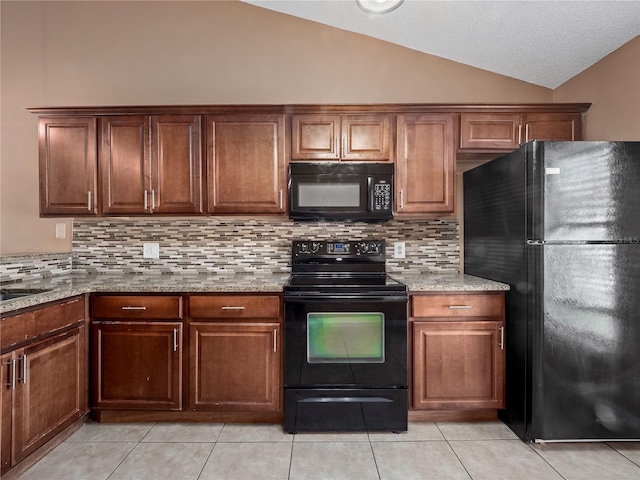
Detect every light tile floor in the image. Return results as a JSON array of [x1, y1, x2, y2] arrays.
[[16, 421, 640, 480]]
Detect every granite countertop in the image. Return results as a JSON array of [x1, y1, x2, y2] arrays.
[[1, 271, 509, 315]]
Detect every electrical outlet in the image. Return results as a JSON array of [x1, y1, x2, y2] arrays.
[[143, 242, 160, 259], [55, 223, 66, 239], [393, 241, 406, 259]]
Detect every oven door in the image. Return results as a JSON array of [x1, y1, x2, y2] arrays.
[[284, 294, 408, 388]]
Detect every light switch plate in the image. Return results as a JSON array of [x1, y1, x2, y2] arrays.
[[393, 242, 406, 259], [143, 242, 160, 259]]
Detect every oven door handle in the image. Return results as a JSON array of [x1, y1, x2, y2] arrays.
[[284, 295, 407, 303]]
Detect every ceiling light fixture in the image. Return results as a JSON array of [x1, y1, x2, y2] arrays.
[[356, 0, 404, 14]]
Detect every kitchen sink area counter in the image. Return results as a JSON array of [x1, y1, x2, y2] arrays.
[[0, 272, 290, 315]]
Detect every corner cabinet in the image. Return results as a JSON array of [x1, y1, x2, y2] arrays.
[[459, 112, 583, 151], [39, 117, 98, 215], [410, 292, 505, 410], [187, 294, 282, 412], [1, 296, 87, 476], [90, 295, 184, 411], [396, 113, 455, 214], [206, 115, 286, 214], [291, 114, 393, 161]]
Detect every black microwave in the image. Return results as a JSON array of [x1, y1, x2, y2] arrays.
[[288, 162, 394, 221]]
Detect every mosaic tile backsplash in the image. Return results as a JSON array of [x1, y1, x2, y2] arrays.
[[1, 253, 72, 283], [72, 218, 460, 275]]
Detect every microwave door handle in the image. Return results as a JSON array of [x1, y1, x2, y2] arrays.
[[368, 177, 374, 212]]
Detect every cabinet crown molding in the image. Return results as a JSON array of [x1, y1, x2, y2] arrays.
[[27, 103, 591, 117]]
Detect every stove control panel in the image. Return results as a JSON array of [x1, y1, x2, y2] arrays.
[[293, 240, 385, 258]]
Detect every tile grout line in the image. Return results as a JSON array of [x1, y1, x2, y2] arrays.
[[604, 442, 640, 470], [366, 430, 383, 480], [104, 422, 156, 480], [434, 422, 474, 480]]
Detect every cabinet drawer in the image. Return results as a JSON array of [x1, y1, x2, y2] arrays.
[[92, 295, 183, 319], [189, 295, 280, 319], [411, 293, 503, 318], [1, 296, 85, 351]]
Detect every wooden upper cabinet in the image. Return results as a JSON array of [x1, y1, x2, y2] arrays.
[[459, 113, 521, 150], [39, 117, 98, 215], [291, 114, 392, 161], [524, 113, 582, 142], [396, 113, 455, 214], [206, 115, 286, 214], [459, 112, 582, 151], [101, 116, 150, 214], [101, 115, 202, 215], [151, 115, 203, 214]]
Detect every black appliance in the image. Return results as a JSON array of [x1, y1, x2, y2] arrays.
[[283, 239, 408, 433], [464, 141, 640, 442], [288, 162, 394, 221]]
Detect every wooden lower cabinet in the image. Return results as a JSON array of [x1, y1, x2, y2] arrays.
[[1, 296, 87, 476], [410, 292, 505, 412], [89, 293, 283, 420], [189, 322, 280, 411], [412, 320, 504, 409], [188, 294, 282, 413], [91, 322, 183, 410]]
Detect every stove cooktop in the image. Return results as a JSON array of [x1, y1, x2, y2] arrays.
[[284, 273, 407, 295]]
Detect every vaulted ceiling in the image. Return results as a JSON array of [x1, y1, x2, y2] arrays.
[[241, 1, 640, 89]]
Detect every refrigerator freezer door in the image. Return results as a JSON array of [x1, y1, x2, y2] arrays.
[[529, 242, 640, 440], [530, 141, 640, 243]]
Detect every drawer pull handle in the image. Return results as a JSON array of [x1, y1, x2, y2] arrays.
[[448, 305, 472, 309], [121, 306, 147, 311], [221, 306, 245, 310]]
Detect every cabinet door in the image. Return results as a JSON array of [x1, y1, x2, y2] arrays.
[[12, 328, 85, 466], [1, 352, 13, 475], [291, 115, 341, 160], [459, 113, 521, 150], [523, 113, 582, 142], [92, 322, 182, 410], [189, 322, 280, 411], [101, 116, 151, 214], [207, 115, 286, 214], [39, 117, 98, 215], [412, 320, 504, 410], [396, 113, 455, 214], [341, 115, 392, 161], [151, 115, 203, 214]]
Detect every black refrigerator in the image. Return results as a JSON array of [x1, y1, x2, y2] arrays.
[[464, 141, 640, 442]]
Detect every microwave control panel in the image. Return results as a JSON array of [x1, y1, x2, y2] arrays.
[[373, 180, 392, 211]]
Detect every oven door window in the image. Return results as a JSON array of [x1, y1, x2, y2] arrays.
[[307, 312, 384, 363]]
